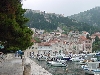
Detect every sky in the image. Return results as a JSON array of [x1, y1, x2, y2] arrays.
[[22, 0, 100, 17]]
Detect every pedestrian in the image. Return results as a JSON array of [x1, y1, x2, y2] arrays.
[[20, 52, 23, 59], [18, 50, 21, 57]]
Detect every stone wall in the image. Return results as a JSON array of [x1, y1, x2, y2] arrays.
[[23, 56, 52, 75]]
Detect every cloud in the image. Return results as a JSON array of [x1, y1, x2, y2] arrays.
[[22, 0, 100, 16]]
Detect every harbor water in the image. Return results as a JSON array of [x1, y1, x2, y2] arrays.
[[32, 58, 86, 75]]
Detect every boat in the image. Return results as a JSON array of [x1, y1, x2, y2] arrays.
[[70, 56, 84, 62], [81, 65, 89, 70], [56, 54, 71, 61], [81, 61, 100, 75], [51, 61, 67, 67], [48, 61, 67, 67], [61, 56, 71, 61], [57, 59, 66, 63], [78, 61, 86, 65]]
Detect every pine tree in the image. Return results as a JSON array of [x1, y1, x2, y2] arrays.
[[0, 0, 33, 52]]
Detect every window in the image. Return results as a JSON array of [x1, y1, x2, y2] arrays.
[[32, 47, 34, 49]]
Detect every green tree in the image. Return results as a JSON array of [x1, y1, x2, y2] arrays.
[[95, 36, 100, 43], [92, 36, 100, 52], [34, 37, 41, 43], [0, 0, 33, 52]]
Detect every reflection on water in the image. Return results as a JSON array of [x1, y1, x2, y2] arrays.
[[32, 58, 85, 75]]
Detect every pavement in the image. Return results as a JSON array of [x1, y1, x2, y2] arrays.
[[0, 56, 23, 75]]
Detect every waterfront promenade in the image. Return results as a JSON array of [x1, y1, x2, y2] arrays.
[[0, 54, 52, 75]]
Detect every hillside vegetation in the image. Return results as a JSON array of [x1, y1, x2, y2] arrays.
[[24, 9, 100, 34], [68, 6, 100, 26]]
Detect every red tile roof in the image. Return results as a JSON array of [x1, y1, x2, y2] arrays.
[[92, 32, 100, 36], [38, 42, 51, 46], [79, 36, 87, 41]]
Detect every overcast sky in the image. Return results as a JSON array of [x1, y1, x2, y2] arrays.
[[22, 0, 100, 17]]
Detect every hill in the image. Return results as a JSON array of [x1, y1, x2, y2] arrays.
[[68, 6, 100, 27], [24, 9, 99, 33]]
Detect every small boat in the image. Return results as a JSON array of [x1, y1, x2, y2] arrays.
[[81, 65, 89, 70], [61, 56, 71, 61], [70, 57, 84, 62], [93, 69, 100, 72], [78, 61, 86, 65], [49, 61, 67, 67], [57, 59, 66, 63], [47, 61, 55, 64], [81, 61, 100, 75]]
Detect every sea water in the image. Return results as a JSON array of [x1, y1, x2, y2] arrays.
[[32, 58, 86, 75]]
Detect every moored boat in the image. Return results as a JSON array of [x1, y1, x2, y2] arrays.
[[81, 61, 100, 75], [50, 61, 67, 67]]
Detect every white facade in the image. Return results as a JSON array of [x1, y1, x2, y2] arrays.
[[37, 45, 52, 56], [24, 43, 38, 57]]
